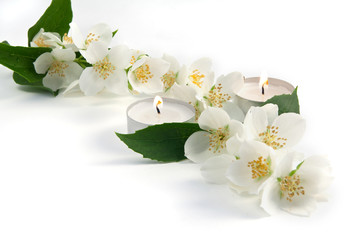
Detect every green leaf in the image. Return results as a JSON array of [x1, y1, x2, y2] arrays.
[[116, 123, 202, 162], [0, 42, 58, 94], [27, 0, 73, 46], [13, 72, 58, 96], [262, 87, 300, 115], [0, 43, 50, 82]]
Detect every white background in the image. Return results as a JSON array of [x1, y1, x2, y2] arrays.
[[0, 0, 358, 239]]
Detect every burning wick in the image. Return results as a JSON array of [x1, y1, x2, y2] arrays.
[[156, 101, 161, 114], [259, 72, 269, 96], [261, 79, 268, 95], [153, 96, 163, 115]]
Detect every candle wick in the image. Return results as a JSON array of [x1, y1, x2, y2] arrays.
[[262, 85, 265, 95], [156, 106, 161, 114]]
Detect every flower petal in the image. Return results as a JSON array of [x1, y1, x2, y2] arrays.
[[184, 131, 214, 164], [244, 106, 268, 138], [162, 53, 180, 73], [272, 113, 306, 148], [221, 102, 245, 122], [260, 178, 282, 215], [198, 107, 230, 131], [52, 48, 75, 62], [226, 134, 243, 157], [79, 67, 105, 95], [63, 62, 83, 85], [43, 74, 65, 91], [200, 154, 235, 184], [109, 44, 132, 69], [216, 71, 244, 97], [69, 22, 85, 49], [33, 52, 53, 74], [261, 104, 278, 125], [104, 70, 128, 95], [81, 41, 109, 64], [89, 23, 112, 46], [63, 80, 80, 95], [297, 155, 332, 196]]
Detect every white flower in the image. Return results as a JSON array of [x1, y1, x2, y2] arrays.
[[184, 107, 244, 164], [161, 54, 186, 91], [30, 28, 61, 48], [43, 30, 78, 51], [70, 22, 112, 56], [184, 57, 214, 97], [226, 140, 277, 194], [203, 72, 244, 108], [78, 42, 129, 95], [244, 104, 306, 150], [260, 152, 332, 216], [168, 83, 205, 121], [128, 56, 170, 94], [33, 48, 83, 91]]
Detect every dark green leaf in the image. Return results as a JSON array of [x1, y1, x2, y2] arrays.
[[116, 123, 201, 162], [1, 40, 10, 45], [0, 42, 58, 95], [13, 72, 58, 96], [0, 43, 50, 82], [27, 0, 73, 46], [262, 87, 300, 115]]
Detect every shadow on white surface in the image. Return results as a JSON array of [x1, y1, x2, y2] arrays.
[[175, 179, 269, 219]]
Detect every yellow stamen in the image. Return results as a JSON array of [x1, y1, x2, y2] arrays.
[[280, 174, 305, 202], [248, 156, 271, 179], [63, 33, 73, 44], [85, 32, 100, 46], [34, 37, 51, 48], [93, 56, 116, 80], [161, 71, 176, 90], [135, 64, 153, 84], [258, 125, 287, 150], [48, 61, 69, 77], [129, 56, 136, 65], [208, 125, 230, 153], [189, 69, 205, 88], [207, 83, 231, 107]]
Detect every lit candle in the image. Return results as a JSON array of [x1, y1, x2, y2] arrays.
[[127, 96, 195, 133], [236, 73, 294, 113]]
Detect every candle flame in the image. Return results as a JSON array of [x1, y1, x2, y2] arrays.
[[259, 72, 269, 95], [153, 96, 163, 114]]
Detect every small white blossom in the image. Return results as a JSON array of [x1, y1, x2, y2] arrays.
[[260, 152, 332, 216], [78, 42, 129, 95], [33, 48, 83, 91], [30, 28, 61, 48], [244, 104, 306, 150], [184, 107, 244, 164], [128, 56, 170, 94]]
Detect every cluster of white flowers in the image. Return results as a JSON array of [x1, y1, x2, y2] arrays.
[[31, 23, 244, 120], [185, 104, 332, 216], [31, 23, 332, 217]]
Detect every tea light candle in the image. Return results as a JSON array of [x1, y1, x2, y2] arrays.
[[236, 75, 295, 113], [127, 96, 195, 133]]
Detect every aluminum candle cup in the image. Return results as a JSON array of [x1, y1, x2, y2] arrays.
[[127, 97, 196, 133], [236, 77, 295, 113]]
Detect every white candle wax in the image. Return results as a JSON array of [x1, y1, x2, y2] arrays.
[[236, 77, 294, 113], [127, 98, 195, 133]]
